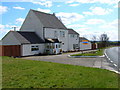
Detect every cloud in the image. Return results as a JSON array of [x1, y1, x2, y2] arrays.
[[33, 1, 52, 7], [100, 19, 118, 29], [0, 6, 8, 14], [57, 5, 61, 7], [113, 3, 120, 8], [0, 24, 21, 39], [13, 6, 25, 10], [65, 0, 118, 5], [83, 7, 112, 15], [85, 19, 105, 25], [56, 12, 84, 25], [16, 18, 25, 24], [69, 4, 79, 6], [37, 8, 51, 13], [67, 24, 86, 28], [0, 24, 5, 31]]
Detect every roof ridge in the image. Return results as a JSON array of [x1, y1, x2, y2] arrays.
[[30, 9, 67, 30], [31, 9, 53, 16]]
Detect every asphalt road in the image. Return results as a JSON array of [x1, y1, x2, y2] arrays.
[[105, 47, 120, 71], [22, 50, 117, 73]]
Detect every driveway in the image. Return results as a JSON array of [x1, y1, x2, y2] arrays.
[[22, 50, 118, 73]]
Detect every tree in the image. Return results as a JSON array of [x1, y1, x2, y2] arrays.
[[99, 33, 109, 48], [91, 35, 97, 43]]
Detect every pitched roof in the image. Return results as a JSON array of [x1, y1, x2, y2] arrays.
[[68, 29, 79, 35], [31, 9, 67, 30], [12, 31, 44, 44], [79, 37, 89, 42]]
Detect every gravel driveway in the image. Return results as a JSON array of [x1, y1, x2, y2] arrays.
[[22, 51, 118, 73]]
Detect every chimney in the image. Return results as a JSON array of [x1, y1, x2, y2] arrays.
[[53, 13, 55, 16]]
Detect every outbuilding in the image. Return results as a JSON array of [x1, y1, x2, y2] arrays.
[[79, 37, 92, 50], [1, 31, 45, 57]]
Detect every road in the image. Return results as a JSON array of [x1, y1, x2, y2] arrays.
[[22, 50, 117, 72], [105, 47, 120, 71]]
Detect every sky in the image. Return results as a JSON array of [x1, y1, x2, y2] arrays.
[[0, 0, 119, 41]]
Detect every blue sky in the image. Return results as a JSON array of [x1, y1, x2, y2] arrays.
[[0, 0, 119, 41]]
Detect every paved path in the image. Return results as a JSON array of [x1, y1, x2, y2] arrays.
[[22, 50, 118, 73]]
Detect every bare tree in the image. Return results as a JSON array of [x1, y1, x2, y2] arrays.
[[99, 33, 109, 47], [92, 35, 97, 43]]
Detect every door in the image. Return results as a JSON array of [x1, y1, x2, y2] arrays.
[[55, 43, 59, 54]]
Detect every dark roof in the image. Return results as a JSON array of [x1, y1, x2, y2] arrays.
[[45, 39, 60, 43], [79, 37, 89, 42], [12, 31, 44, 44], [68, 29, 79, 35], [31, 9, 67, 30]]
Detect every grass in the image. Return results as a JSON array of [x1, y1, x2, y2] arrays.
[[2, 56, 119, 88], [71, 49, 104, 56]]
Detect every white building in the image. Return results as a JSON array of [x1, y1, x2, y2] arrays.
[[68, 29, 79, 51], [79, 37, 92, 50], [1, 9, 80, 56]]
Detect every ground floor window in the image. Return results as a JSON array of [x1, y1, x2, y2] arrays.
[[31, 46, 39, 51], [73, 44, 78, 49]]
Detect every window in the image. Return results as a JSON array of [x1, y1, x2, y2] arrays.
[[60, 31, 65, 37], [70, 34, 75, 38], [59, 44, 61, 48], [31, 46, 39, 51], [54, 31, 57, 38]]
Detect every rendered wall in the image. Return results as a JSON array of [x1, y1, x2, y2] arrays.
[[68, 34, 79, 51], [20, 10, 44, 40], [44, 28, 69, 51], [80, 42, 91, 50], [22, 44, 45, 56]]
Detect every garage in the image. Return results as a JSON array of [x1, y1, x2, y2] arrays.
[[0, 45, 21, 57]]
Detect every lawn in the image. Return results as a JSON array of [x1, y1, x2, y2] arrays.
[[2, 56, 119, 88], [71, 49, 104, 56]]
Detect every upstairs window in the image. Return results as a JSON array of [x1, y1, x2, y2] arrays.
[[60, 31, 65, 37], [70, 34, 75, 38], [54, 31, 57, 38]]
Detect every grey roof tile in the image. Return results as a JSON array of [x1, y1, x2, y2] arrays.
[[79, 37, 89, 42], [31, 9, 67, 30], [68, 29, 79, 35], [12, 31, 44, 44]]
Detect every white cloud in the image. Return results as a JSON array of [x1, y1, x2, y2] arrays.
[[33, 1, 52, 7], [65, 0, 118, 5], [56, 12, 84, 25], [16, 18, 25, 24], [85, 19, 105, 25], [0, 24, 5, 31], [13, 6, 25, 10], [0, 6, 8, 14], [67, 24, 85, 28], [57, 5, 61, 7], [98, 19, 118, 41], [69, 4, 79, 6], [113, 3, 120, 8], [100, 19, 118, 29], [83, 7, 112, 15], [37, 8, 51, 13], [83, 12, 93, 15]]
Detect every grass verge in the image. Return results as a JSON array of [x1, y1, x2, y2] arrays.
[[71, 49, 104, 56], [2, 56, 118, 88]]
